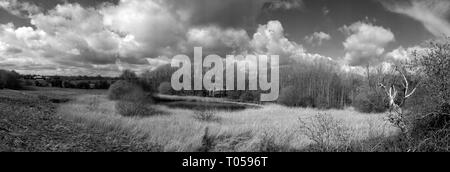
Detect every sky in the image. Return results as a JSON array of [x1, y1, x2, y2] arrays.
[[0, 0, 449, 76]]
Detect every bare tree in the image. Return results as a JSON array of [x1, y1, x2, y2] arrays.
[[378, 66, 418, 133]]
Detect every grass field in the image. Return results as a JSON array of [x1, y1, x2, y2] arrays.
[[0, 88, 158, 152], [58, 93, 399, 152], [0, 88, 401, 152]]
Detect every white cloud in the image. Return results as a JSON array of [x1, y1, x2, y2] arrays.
[[0, 1, 191, 75], [250, 21, 334, 64], [186, 26, 251, 54], [0, 1, 336, 76], [0, 0, 41, 17], [251, 20, 303, 57], [385, 45, 428, 62], [305, 32, 331, 46], [380, 0, 450, 37], [341, 21, 395, 66], [180, 20, 334, 71], [386, 46, 410, 62], [102, 0, 187, 58], [0, 23, 54, 69]]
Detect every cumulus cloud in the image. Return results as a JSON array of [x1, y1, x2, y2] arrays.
[[0, 0, 334, 76], [0, 0, 189, 75], [380, 0, 450, 37], [385, 46, 428, 62], [340, 21, 395, 66], [102, 0, 187, 59], [186, 26, 251, 55], [184, 20, 332, 64], [0, 0, 41, 17], [251, 20, 334, 65], [0, 23, 57, 71], [305, 32, 331, 46], [386, 46, 410, 62]]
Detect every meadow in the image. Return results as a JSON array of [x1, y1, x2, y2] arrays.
[[58, 93, 399, 152], [0, 88, 159, 152]]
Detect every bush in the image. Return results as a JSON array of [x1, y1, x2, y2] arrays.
[[408, 112, 450, 152], [353, 87, 387, 113], [278, 86, 299, 107], [257, 131, 295, 152], [194, 110, 221, 123], [413, 38, 450, 108], [0, 70, 22, 90], [116, 100, 157, 117], [406, 38, 450, 151], [108, 80, 145, 101], [140, 65, 177, 93], [158, 82, 174, 95], [298, 114, 352, 152], [120, 69, 138, 81], [109, 79, 157, 117]]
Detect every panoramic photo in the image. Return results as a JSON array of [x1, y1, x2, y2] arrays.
[[0, 0, 449, 154]]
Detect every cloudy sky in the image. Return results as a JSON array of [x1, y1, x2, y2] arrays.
[[0, 0, 449, 76]]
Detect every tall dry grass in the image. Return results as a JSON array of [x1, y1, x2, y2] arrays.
[[58, 95, 399, 152]]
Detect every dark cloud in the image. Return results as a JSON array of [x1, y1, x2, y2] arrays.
[[5, 47, 22, 54], [262, 0, 304, 11], [165, 0, 265, 29]]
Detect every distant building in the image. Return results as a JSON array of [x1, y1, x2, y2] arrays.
[[33, 76, 44, 80]]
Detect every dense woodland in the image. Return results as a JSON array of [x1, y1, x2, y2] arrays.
[[120, 56, 382, 111]]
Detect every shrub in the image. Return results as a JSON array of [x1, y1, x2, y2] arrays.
[[120, 69, 138, 81], [114, 85, 158, 117], [257, 131, 295, 152], [278, 86, 299, 107], [158, 82, 174, 95], [298, 114, 352, 152], [408, 112, 450, 152], [413, 38, 450, 108], [353, 87, 387, 113], [116, 100, 157, 117], [108, 80, 145, 100], [140, 65, 176, 93], [0, 70, 22, 90], [407, 38, 450, 151]]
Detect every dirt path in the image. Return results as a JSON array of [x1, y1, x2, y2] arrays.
[[0, 89, 158, 152]]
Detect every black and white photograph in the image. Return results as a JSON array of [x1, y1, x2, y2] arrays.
[[0, 0, 449, 159]]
